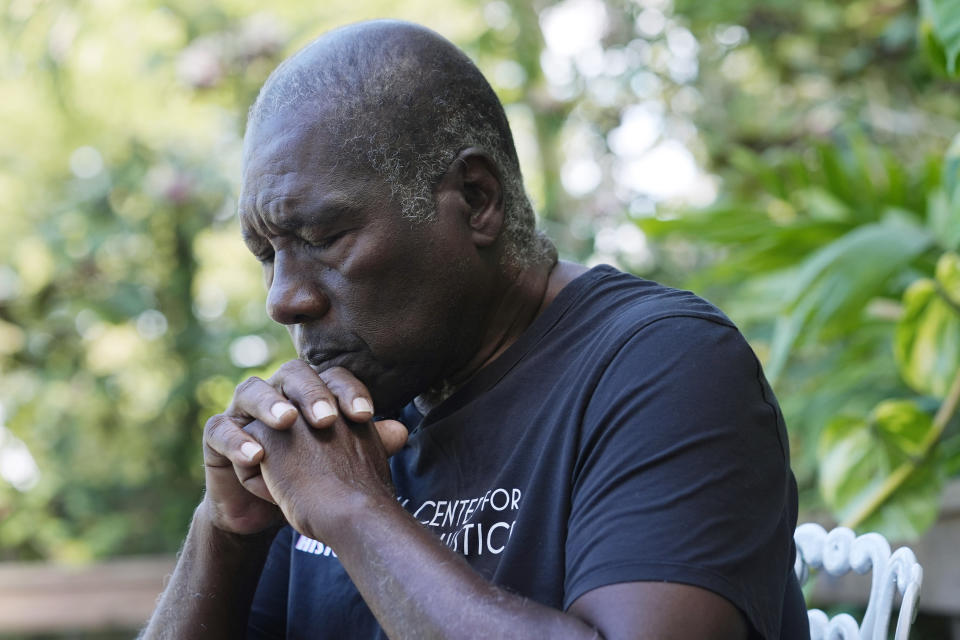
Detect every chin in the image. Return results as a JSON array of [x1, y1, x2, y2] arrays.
[[366, 371, 431, 417], [369, 386, 419, 417]]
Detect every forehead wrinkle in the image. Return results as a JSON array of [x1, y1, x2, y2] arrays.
[[242, 168, 305, 234], [242, 120, 387, 233], [254, 170, 294, 217], [245, 189, 365, 239], [264, 193, 302, 232], [266, 189, 365, 229], [239, 207, 269, 247]]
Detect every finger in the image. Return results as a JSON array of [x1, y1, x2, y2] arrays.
[[318, 366, 375, 423], [237, 420, 276, 503], [228, 375, 299, 430], [374, 419, 408, 456], [203, 413, 265, 468], [235, 462, 277, 505], [269, 360, 340, 428]]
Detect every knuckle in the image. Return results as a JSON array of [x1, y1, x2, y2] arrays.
[[319, 365, 354, 381], [335, 381, 367, 405], [278, 368, 330, 402], [302, 377, 333, 399], [254, 384, 284, 406], [235, 376, 265, 397], [275, 359, 310, 379], [204, 416, 246, 455], [204, 414, 231, 437], [243, 418, 269, 440], [319, 367, 366, 396], [234, 376, 289, 417]]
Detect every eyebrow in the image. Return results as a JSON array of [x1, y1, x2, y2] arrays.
[[245, 193, 362, 237]]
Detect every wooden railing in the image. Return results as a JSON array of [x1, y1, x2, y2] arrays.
[[0, 555, 174, 635]]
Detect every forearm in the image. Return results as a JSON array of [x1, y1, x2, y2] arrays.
[[326, 494, 599, 640], [140, 501, 280, 640]]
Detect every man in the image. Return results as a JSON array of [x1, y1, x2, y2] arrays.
[[143, 19, 808, 639]]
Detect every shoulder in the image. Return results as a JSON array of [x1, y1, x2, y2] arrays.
[[562, 265, 735, 335], [557, 266, 746, 375], [585, 309, 786, 457], [566, 270, 788, 461]]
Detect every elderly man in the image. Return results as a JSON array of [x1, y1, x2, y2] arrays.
[[143, 20, 807, 639]]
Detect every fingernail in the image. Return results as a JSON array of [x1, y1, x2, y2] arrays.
[[270, 402, 296, 420], [240, 442, 262, 461], [352, 397, 373, 415], [312, 400, 336, 420]]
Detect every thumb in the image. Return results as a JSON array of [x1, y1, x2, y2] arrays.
[[374, 419, 408, 456]]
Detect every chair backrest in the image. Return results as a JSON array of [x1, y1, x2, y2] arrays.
[[793, 523, 924, 640]]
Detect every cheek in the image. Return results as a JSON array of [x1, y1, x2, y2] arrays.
[[338, 227, 471, 352], [345, 288, 439, 361]]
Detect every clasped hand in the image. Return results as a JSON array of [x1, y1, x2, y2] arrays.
[[200, 359, 408, 543]]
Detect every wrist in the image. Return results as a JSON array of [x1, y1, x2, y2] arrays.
[[318, 487, 400, 551], [196, 499, 284, 548]]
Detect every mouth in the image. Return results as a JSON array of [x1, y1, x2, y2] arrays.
[[302, 349, 357, 374]]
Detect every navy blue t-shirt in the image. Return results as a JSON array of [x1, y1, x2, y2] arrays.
[[247, 265, 808, 639]]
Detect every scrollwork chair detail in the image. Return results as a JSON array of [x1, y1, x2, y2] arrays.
[[793, 523, 924, 640]]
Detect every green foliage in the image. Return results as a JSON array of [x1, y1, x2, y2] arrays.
[[928, 135, 960, 250], [3, 0, 960, 570], [0, 0, 485, 563], [895, 253, 960, 398], [643, 131, 960, 538], [920, 0, 960, 75], [767, 220, 932, 384], [819, 400, 942, 540], [636, 0, 960, 539]]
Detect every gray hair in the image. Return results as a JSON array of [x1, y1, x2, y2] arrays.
[[246, 21, 553, 266]]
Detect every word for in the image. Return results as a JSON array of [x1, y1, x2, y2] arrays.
[[409, 487, 522, 529]]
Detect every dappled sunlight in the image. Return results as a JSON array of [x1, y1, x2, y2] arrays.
[[1, 7, 959, 634], [0, 405, 40, 493]]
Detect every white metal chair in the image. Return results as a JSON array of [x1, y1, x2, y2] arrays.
[[794, 523, 924, 640]]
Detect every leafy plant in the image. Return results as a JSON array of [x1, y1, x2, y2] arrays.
[[920, 0, 960, 76], [641, 130, 960, 540]]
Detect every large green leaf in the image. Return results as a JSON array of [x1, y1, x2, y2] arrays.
[[927, 189, 960, 252], [939, 248, 960, 298], [873, 399, 936, 458], [639, 209, 851, 285], [766, 220, 933, 383], [921, 13, 951, 76], [895, 253, 960, 398], [921, 0, 960, 75], [943, 433, 960, 476], [942, 134, 960, 202], [858, 463, 944, 541], [819, 400, 942, 540], [929, 135, 960, 251]]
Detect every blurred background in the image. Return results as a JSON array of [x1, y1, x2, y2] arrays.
[[1, 0, 959, 637]]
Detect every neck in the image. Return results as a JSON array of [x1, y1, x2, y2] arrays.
[[415, 256, 589, 413]]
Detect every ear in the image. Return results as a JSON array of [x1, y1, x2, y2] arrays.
[[438, 148, 504, 248]]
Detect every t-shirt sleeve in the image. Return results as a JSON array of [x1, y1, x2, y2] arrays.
[[246, 526, 292, 640], [564, 315, 796, 640]]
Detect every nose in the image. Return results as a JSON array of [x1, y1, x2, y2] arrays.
[[266, 250, 330, 325]]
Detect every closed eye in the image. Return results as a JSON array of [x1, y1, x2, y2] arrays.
[[242, 234, 275, 263], [242, 237, 274, 264], [303, 229, 348, 252], [242, 228, 349, 264]]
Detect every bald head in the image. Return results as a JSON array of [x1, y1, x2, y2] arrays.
[[250, 21, 486, 134], [245, 20, 551, 266]]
